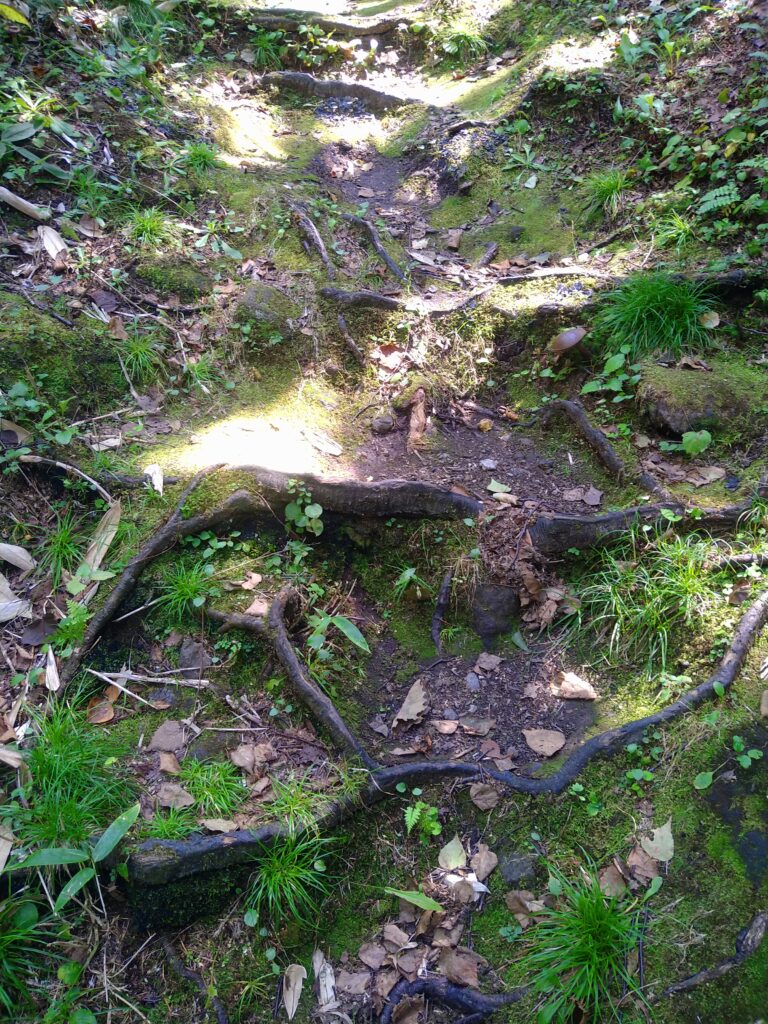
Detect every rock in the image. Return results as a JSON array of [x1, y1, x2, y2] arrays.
[[498, 850, 538, 887], [637, 358, 768, 436], [509, 226, 525, 242], [148, 720, 186, 753], [445, 229, 463, 251], [465, 672, 481, 692], [475, 652, 502, 672], [761, 690, 768, 718], [185, 731, 240, 762], [371, 413, 395, 435], [472, 583, 521, 640], [236, 281, 301, 342], [147, 686, 195, 715], [442, 708, 458, 721], [480, 458, 497, 471], [552, 670, 598, 701], [179, 638, 211, 679]]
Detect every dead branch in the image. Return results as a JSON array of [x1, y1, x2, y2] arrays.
[[289, 202, 336, 280], [337, 313, 366, 366], [18, 455, 114, 504], [341, 214, 407, 281], [321, 287, 407, 311], [498, 266, 619, 285], [160, 935, 229, 1024]]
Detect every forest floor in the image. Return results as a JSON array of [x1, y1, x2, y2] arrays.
[[1, 1, 768, 1023]]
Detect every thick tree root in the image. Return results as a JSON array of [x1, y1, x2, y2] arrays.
[[160, 935, 229, 1024], [539, 399, 668, 498], [257, 72, 412, 111], [128, 584, 768, 889], [321, 286, 407, 310], [707, 550, 768, 571], [655, 910, 768, 1000], [380, 977, 529, 1024], [337, 313, 366, 366]]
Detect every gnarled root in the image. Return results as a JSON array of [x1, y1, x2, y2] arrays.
[[381, 977, 529, 1024]]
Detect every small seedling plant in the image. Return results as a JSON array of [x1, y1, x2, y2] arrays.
[[693, 734, 764, 790], [659, 429, 712, 456], [397, 785, 442, 843], [580, 346, 641, 403], [284, 480, 324, 537]]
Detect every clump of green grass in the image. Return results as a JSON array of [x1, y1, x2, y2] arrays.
[[656, 210, 697, 253], [124, 206, 170, 246], [146, 808, 198, 840], [593, 272, 716, 361], [523, 866, 643, 1023], [270, 773, 326, 833], [581, 168, 630, 221], [119, 330, 164, 383], [179, 759, 246, 817], [571, 529, 718, 675], [51, 599, 90, 655], [4, 705, 133, 848], [37, 510, 84, 590], [245, 834, 334, 927], [0, 897, 56, 1015], [181, 141, 219, 174], [158, 561, 214, 623]]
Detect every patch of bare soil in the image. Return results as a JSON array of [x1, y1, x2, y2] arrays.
[[366, 646, 596, 772]]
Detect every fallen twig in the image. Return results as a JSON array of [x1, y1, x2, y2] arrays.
[[321, 287, 406, 311], [341, 214, 406, 281], [19, 455, 114, 504], [337, 314, 366, 366], [289, 202, 336, 280]]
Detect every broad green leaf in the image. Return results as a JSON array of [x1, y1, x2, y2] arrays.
[[57, 960, 83, 985], [54, 866, 95, 912], [69, 1010, 97, 1024], [243, 908, 258, 927], [681, 429, 712, 456], [91, 803, 140, 863], [603, 352, 626, 374], [487, 479, 511, 494], [304, 503, 323, 519], [330, 614, 370, 653], [0, 3, 31, 26], [383, 887, 443, 912], [11, 847, 87, 870], [693, 771, 713, 791], [645, 876, 663, 898], [11, 902, 38, 928]]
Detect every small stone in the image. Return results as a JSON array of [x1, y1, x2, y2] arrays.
[[442, 708, 458, 721], [465, 672, 481, 692], [445, 229, 463, 251], [498, 850, 538, 887], [480, 458, 497, 470], [509, 226, 525, 242], [472, 584, 520, 641], [371, 414, 395, 435], [761, 690, 768, 718], [179, 638, 211, 679], [148, 720, 186, 753]]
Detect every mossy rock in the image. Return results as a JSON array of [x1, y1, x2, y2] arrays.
[[236, 281, 302, 342], [135, 258, 212, 300], [0, 291, 124, 409], [637, 356, 768, 437]]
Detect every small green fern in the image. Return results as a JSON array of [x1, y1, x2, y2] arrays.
[[697, 182, 739, 216]]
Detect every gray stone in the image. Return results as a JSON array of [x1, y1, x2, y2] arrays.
[[498, 850, 538, 887], [371, 414, 395, 435], [472, 583, 521, 640], [179, 638, 211, 679], [465, 672, 481, 692], [237, 281, 301, 341], [148, 720, 186, 753], [480, 458, 497, 471], [185, 731, 241, 763], [148, 686, 195, 715], [442, 708, 458, 721]]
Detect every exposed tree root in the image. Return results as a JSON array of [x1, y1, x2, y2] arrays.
[[654, 910, 768, 1000], [337, 313, 367, 366], [380, 977, 529, 1024], [707, 550, 768, 571], [127, 584, 768, 890], [539, 399, 668, 498], [257, 72, 411, 111], [160, 934, 229, 1024], [342, 214, 407, 282], [246, 12, 409, 38], [289, 202, 336, 279], [321, 286, 407, 310]]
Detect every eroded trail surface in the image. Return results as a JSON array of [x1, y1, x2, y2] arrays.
[[1, 1, 768, 1023]]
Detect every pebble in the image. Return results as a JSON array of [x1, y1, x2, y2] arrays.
[[480, 458, 497, 470], [371, 414, 395, 435], [443, 708, 458, 720], [465, 671, 481, 692]]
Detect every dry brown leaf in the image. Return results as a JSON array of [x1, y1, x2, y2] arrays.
[[627, 844, 659, 881], [358, 941, 387, 970], [406, 387, 428, 453], [438, 948, 484, 988], [0, 747, 24, 769], [81, 500, 121, 575], [86, 699, 114, 725], [148, 720, 185, 752], [475, 652, 502, 672], [335, 969, 370, 995], [431, 719, 458, 735], [686, 466, 726, 488], [244, 596, 269, 617], [157, 782, 195, 809], [0, 542, 36, 573], [552, 670, 598, 701], [583, 486, 603, 507], [159, 751, 181, 775], [599, 863, 628, 898], [200, 818, 236, 832], [640, 819, 674, 862], [0, 824, 14, 874], [459, 715, 495, 737], [392, 679, 428, 729], [45, 646, 60, 693], [382, 922, 411, 951], [470, 843, 498, 882], [522, 728, 565, 757], [469, 783, 499, 810], [392, 994, 424, 1024], [240, 571, 263, 590], [283, 963, 307, 1020]]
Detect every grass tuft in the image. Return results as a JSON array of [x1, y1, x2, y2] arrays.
[[158, 561, 214, 624], [593, 272, 716, 361], [524, 866, 643, 1023], [146, 808, 198, 840], [245, 834, 334, 927], [178, 759, 247, 817], [581, 168, 630, 222], [37, 510, 84, 590], [0, 897, 56, 1014]]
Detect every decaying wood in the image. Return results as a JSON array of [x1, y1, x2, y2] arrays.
[[342, 214, 406, 281], [337, 313, 366, 366], [289, 202, 336, 279], [258, 72, 411, 111], [321, 287, 407, 311]]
